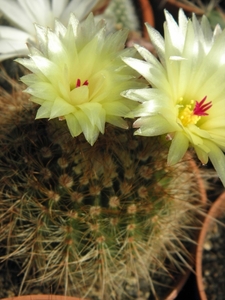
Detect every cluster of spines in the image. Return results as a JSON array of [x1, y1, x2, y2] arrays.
[[0, 78, 203, 299]]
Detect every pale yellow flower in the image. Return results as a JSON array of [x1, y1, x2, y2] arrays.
[[16, 13, 144, 145], [122, 9, 225, 186], [0, 0, 104, 61]]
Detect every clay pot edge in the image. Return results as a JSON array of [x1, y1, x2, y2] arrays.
[[196, 191, 225, 300], [0, 294, 88, 300]]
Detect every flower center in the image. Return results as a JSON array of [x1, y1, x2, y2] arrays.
[[75, 78, 89, 88], [178, 96, 212, 126]]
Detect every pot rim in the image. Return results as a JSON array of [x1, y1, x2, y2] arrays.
[[196, 191, 225, 300], [138, 0, 155, 37], [0, 295, 87, 300]]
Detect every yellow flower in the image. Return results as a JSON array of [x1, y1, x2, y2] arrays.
[[122, 9, 225, 186], [16, 13, 144, 145], [0, 0, 105, 61]]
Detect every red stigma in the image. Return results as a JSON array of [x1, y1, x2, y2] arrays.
[[193, 96, 212, 116], [76, 79, 81, 87], [76, 79, 89, 88]]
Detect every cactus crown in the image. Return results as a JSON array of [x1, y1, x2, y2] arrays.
[[0, 75, 204, 299]]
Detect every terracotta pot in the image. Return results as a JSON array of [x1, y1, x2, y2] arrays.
[[164, 0, 204, 14], [92, 0, 111, 15], [0, 295, 87, 300], [196, 191, 225, 300], [165, 270, 191, 300], [139, 0, 155, 29]]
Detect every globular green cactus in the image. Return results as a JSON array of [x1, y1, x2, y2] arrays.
[[0, 74, 205, 300], [100, 0, 140, 32]]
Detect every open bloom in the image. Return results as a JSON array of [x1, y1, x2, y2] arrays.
[[16, 13, 144, 145], [122, 9, 225, 186], [0, 0, 104, 61]]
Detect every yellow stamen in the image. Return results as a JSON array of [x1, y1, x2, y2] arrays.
[[178, 96, 211, 126], [179, 105, 200, 126]]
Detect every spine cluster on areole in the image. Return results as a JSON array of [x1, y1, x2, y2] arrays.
[[0, 72, 204, 299]]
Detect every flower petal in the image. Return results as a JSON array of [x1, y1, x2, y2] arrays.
[[65, 112, 82, 137], [75, 110, 99, 145], [30, 56, 61, 84], [167, 132, 189, 165], [164, 9, 185, 52], [145, 23, 165, 65], [0, 26, 31, 60], [18, 0, 53, 27], [106, 115, 128, 129], [194, 145, 209, 164], [0, 40, 28, 59], [78, 102, 105, 133], [0, 25, 30, 40], [25, 82, 58, 101], [36, 101, 52, 118], [205, 140, 225, 186], [133, 115, 176, 137], [52, 0, 68, 18], [59, 0, 99, 24], [0, 0, 34, 34], [122, 57, 169, 92], [103, 101, 131, 117], [49, 97, 75, 119]]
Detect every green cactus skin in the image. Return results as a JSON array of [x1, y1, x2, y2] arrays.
[[0, 77, 205, 299], [101, 0, 140, 33]]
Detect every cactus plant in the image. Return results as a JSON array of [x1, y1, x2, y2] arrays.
[[0, 8, 209, 300], [0, 70, 205, 299], [100, 0, 140, 32]]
